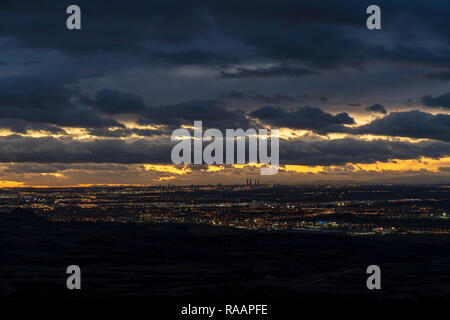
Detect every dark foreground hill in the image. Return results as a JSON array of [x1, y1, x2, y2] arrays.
[[1, 209, 450, 315]]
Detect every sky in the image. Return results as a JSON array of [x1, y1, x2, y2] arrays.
[[0, 0, 450, 186]]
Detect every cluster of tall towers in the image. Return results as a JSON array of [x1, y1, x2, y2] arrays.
[[246, 178, 260, 185]]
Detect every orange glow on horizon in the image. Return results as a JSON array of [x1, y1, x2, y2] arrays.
[[1, 157, 449, 188], [0, 180, 25, 188], [143, 164, 192, 175]]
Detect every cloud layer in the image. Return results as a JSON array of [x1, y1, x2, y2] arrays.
[[1, 1, 450, 185]]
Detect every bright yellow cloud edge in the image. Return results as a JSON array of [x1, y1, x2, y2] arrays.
[[1, 157, 449, 188]]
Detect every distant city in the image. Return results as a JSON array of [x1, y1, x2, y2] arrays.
[[2, 183, 448, 235]]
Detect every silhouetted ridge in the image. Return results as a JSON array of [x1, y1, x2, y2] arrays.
[[0, 208, 47, 228], [9, 207, 36, 215]]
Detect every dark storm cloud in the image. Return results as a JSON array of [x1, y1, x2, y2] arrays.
[[92, 89, 147, 115], [250, 106, 354, 133], [426, 71, 450, 81], [155, 49, 239, 66], [0, 95, 122, 128], [0, 77, 251, 134], [220, 91, 296, 104], [249, 93, 296, 104], [220, 3, 450, 70], [422, 92, 450, 109], [0, 134, 448, 167], [0, 59, 39, 66], [220, 91, 327, 104], [0, 1, 211, 54], [354, 110, 450, 142], [220, 91, 247, 99], [1, 0, 450, 172], [298, 94, 328, 103], [87, 88, 250, 130], [138, 100, 250, 129], [3, 0, 450, 71], [366, 104, 387, 114], [1, 162, 135, 174], [0, 75, 123, 128], [0, 135, 173, 163], [219, 66, 318, 78], [279, 138, 450, 166]]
